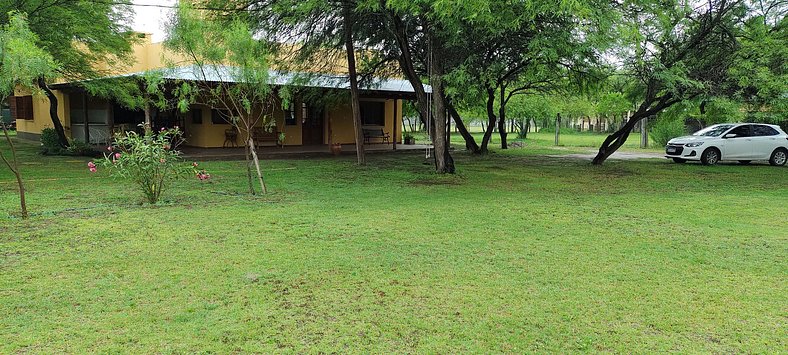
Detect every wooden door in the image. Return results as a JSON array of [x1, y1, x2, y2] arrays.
[[302, 103, 324, 145]]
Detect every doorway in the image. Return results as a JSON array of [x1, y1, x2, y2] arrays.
[[301, 103, 324, 145]]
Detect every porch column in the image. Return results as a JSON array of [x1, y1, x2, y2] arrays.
[[392, 99, 397, 150], [82, 93, 90, 144]]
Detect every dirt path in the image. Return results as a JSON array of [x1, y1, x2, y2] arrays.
[[546, 149, 665, 161]]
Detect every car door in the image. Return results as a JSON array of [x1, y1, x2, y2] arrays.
[[751, 125, 781, 160], [721, 125, 753, 159]]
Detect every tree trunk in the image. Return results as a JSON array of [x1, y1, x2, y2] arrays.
[[37, 77, 69, 148], [480, 87, 497, 154], [248, 136, 267, 193], [390, 12, 432, 143], [343, 5, 366, 166], [428, 40, 454, 174], [143, 102, 152, 135], [446, 101, 480, 153], [592, 111, 647, 164], [1, 126, 28, 219], [244, 138, 255, 194], [498, 87, 508, 149]]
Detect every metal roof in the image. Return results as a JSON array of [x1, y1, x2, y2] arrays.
[[131, 65, 432, 94]]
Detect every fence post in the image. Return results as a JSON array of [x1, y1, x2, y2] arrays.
[[555, 113, 561, 146], [640, 116, 648, 148]]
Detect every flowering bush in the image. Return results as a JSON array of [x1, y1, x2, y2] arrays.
[[90, 127, 207, 204]]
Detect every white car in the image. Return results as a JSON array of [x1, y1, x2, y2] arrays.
[[665, 123, 788, 166]]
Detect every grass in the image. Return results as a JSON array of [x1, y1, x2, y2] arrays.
[[409, 128, 665, 154], [1, 133, 786, 353]]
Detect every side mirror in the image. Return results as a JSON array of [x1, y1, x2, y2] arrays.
[[723, 133, 737, 139]]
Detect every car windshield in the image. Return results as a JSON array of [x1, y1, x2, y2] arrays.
[[693, 124, 735, 137]]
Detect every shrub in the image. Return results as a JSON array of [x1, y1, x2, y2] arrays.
[[66, 139, 98, 157], [40, 128, 65, 155], [92, 127, 205, 204], [650, 118, 687, 147]]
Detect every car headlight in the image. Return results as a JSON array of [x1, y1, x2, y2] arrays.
[[684, 142, 704, 147]]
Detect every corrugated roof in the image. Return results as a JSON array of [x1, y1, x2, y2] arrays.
[[130, 65, 432, 94]]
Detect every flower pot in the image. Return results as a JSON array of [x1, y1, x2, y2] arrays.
[[330, 143, 342, 155]]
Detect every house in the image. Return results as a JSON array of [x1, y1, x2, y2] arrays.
[[10, 34, 425, 149]]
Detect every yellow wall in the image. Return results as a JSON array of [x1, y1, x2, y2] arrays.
[[182, 99, 304, 148], [180, 98, 402, 148], [326, 99, 402, 145], [14, 89, 71, 137]]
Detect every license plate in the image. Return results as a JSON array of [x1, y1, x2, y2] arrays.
[[667, 147, 676, 153]]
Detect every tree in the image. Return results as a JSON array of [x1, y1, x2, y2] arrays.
[[728, 4, 787, 124], [0, 2, 134, 148], [219, 0, 372, 165], [592, 0, 745, 164], [165, 4, 274, 194], [0, 12, 58, 218]]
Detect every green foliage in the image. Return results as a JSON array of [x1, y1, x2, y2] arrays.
[[0, 2, 133, 81], [39, 128, 65, 155], [728, 14, 787, 123], [65, 140, 97, 157], [165, 4, 274, 128], [96, 128, 199, 204], [0, 12, 57, 101], [650, 118, 687, 147]]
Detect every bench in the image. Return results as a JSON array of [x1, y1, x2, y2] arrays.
[[251, 127, 280, 147], [224, 127, 280, 148], [362, 128, 390, 144]]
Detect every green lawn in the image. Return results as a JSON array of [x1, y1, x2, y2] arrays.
[[1, 133, 786, 353]]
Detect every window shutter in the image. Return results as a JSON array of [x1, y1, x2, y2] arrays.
[[9, 96, 18, 119], [12, 96, 34, 120]]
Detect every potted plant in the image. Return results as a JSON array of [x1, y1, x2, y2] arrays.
[[404, 133, 416, 145], [277, 132, 286, 147], [330, 142, 342, 155]]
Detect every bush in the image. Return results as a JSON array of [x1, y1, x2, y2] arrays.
[[40, 128, 65, 155], [66, 140, 98, 157], [650, 118, 687, 147], [91, 128, 205, 204]]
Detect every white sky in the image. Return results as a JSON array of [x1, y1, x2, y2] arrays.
[[130, 0, 177, 43]]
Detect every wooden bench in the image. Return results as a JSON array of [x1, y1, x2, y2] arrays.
[[362, 128, 390, 144], [251, 127, 280, 147]]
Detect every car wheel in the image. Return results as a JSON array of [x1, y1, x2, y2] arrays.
[[672, 158, 687, 164], [769, 148, 787, 166], [738, 160, 751, 165], [701, 148, 720, 166]]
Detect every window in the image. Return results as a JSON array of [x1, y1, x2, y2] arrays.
[[192, 108, 203, 124], [211, 109, 231, 125], [360, 101, 385, 126], [727, 125, 752, 137], [9, 96, 33, 120], [695, 124, 734, 137], [752, 125, 779, 136], [284, 104, 296, 125]]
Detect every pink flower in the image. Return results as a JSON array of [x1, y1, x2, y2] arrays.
[[106, 146, 112, 151], [114, 153, 121, 159], [89, 167, 97, 173], [196, 170, 210, 180], [192, 162, 198, 167], [160, 127, 166, 131], [87, 161, 96, 168], [160, 158, 166, 163]]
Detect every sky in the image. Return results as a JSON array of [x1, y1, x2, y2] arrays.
[[130, 0, 177, 42]]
